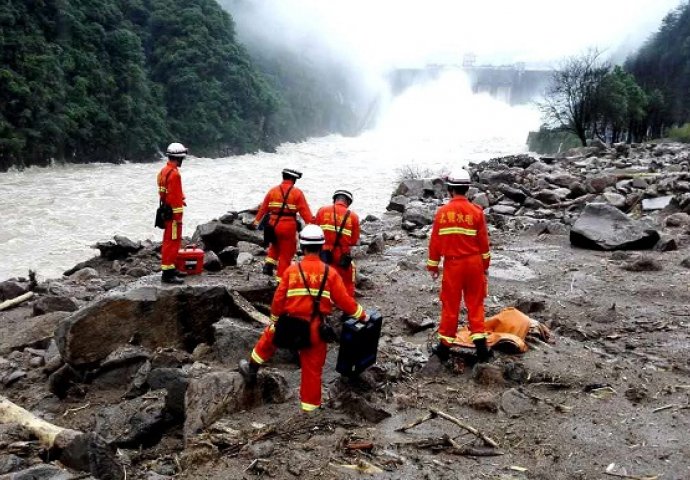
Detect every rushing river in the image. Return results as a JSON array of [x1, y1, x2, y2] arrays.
[[0, 72, 540, 280]]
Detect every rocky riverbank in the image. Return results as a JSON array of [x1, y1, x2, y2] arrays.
[[0, 143, 689, 479]]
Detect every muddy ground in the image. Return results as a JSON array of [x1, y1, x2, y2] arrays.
[[2, 213, 688, 479]]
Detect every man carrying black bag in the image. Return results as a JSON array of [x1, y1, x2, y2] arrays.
[[239, 225, 368, 413]]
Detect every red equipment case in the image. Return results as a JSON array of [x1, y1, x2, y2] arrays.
[[175, 245, 204, 275]]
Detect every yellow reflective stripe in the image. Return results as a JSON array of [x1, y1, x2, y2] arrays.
[[161, 264, 176, 270], [470, 333, 488, 341], [265, 257, 277, 265], [438, 333, 457, 344], [286, 289, 331, 299], [427, 259, 440, 267], [482, 252, 491, 259], [275, 276, 281, 283], [171, 221, 178, 240], [268, 202, 297, 210], [251, 349, 266, 364], [158, 187, 167, 193], [172, 207, 184, 213], [321, 224, 352, 236], [353, 305, 363, 319], [439, 227, 477, 236], [300, 402, 319, 412], [270, 314, 278, 322]]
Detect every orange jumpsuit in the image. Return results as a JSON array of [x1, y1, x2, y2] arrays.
[[157, 161, 185, 272], [427, 196, 491, 346], [250, 254, 366, 411], [254, 180, 313, 280], [315, 201, 360, 296]]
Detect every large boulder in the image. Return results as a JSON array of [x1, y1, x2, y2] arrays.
[[0, 281, 28, 301], [0, 312, 69, 354], [212, 318, 262, 366], [392, 179, 437, 199], [93, 235, 143, 260], [401, 201, 435, 228], [32, 296, 79, 316], [55, 286, 233, 366], [192, 221, 263, 253], [570, 203, 661, 251], [184, 370, 290, 443]]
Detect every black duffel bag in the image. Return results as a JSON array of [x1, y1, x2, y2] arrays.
[[273, 315, 311, 350], [155, 202, 173, 229], [263, 223, 277, 247]]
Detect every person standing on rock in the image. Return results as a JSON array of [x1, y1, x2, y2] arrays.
[[239, 225, 367, 412], [252, 168, 314, 281], [157, 143, 188, 284], [427, 168, 492, 362], [314, 189, 360, 296]]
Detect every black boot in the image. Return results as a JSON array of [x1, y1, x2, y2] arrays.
[[239, 359, 260, 384], [473, 337, 493, 363], [161, 270, 184, 284], [262, 263, 275, 276], [173, 269, 187, 278], [431, 342, 450, 362]]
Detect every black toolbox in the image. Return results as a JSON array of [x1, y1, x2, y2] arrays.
[[336, 310, 383, 377]]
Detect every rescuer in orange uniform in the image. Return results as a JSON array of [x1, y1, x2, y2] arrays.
[[253, 169, 314, 281], [157, 143, 188, 284], [239, 225, 368, 412], [315, 189, 360, 296], [427, 168, 492, 362]]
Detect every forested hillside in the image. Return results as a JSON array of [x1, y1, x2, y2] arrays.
[[0, 0, 276, 171], [626, 1, 690, 136]]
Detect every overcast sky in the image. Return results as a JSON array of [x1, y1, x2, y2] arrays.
[[232, 0, 683, 70]]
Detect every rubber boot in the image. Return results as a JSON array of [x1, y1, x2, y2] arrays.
[[262, 263, 275, 276], [161, 270, 184, 284], [173, 269, 187, 278], [239, 359, 259, 384], [431, 342, 450, 362], [473, 337, 493, 363]]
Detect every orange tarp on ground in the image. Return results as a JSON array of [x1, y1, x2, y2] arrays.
[[454, 307, 551, 353]]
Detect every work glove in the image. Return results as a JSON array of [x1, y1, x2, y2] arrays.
[[248, 222, 257, 231]]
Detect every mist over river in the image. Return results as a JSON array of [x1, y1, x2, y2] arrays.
[[0, 73, 539, 280]]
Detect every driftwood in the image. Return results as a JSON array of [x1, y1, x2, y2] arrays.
[[396, 408, 500, 449], [0, 291, 34, 312], [227, 289, 270, 327], [0, 395, 123, 479], [396, 436, 504, 457]]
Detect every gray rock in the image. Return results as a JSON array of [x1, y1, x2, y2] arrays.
[[665, 212, 690, 227], [0, 454, 27, 474], [1, 311, 69, 354], [622, 256, 663, 272], [236, 252, 253, 266], [3, 464, 77, 480], [570, 203, 660, 251], [218, 247, 240, 267], [567, 181, 588, 199], [468, 392, 499, 413], [534, 189, 560, 205], [184, 370, 290, 443], [95, 392, 168, 448], [402, 202, 435, 228], [642, 195, 673, 211], [631, 177, 648, 189], [147, 368, 189, 419], [473, 193, 490, 209], [547, 172, 579, 188], [586, 174, 617, 194], [681, 257, 690, 269], [472, 364, 505, 386], [203, 251, 222, 272], [492, 205, 517, 215], [601, 192, 626, 209], [367, 234, 385, 254], [219, 212, 237, 224], [212, 318, 262, 367], [386, 195, 409, 213], [2, 370, 26, 386], [655, 237, 678, 252], [32, 296, 78, 316], [247, 440, 275, 459], [125, 267, 149, 278], [69, 267, 99, 283], [498, 184, 527, 204], [0, 281, 28, 302], [93, 235, 143, 260], [55, 285, 234, 366], [94, 346, 151, 389], [192, 221, 263, 253]]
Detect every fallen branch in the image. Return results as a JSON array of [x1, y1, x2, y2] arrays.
[[431, 408, 500, 448], [604, 463, 659, 480], [395, 411, 435, 432], [0, 395, 123, 479], [227, 290, 270, 326], [62, 402, 91, 417], [0, 292, 34, 312]]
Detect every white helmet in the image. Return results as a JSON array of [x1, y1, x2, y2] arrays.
[[166, 142, 188, 159], [282, 168, 303, 179], [299, 224, 325, 245], [333, 189, 353, 204], [446, 168, 471, 187]]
